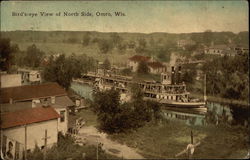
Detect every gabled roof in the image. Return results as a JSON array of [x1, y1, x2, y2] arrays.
[[128, 55, 151, 62], [0, 106, 60, 129], [0, 82, 67, 103], [148, 62, 165, 69], [209, 44, 229, 50]]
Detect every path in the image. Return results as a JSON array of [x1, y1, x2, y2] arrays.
[[76, 126, 144, 159]]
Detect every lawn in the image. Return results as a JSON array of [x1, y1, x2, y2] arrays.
[[108, 121, 249, 159], [69, 108, 98, 127]]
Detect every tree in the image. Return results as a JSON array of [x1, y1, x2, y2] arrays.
[[82, 32, 91, 46], [137, 61, 149, 74], [93, 88, 125, 133], [98, 39, 113, 54], [0, 38, 12, 72], [43, 54, 75, 90], [135, 38, 147, 54], [110, 33, 122, 47], [103, 58, 111, 70], [24, 44, 44, 68]]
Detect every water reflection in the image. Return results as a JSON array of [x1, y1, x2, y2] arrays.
[[162, 102, 249, 127], [70, 82, 94, 100]]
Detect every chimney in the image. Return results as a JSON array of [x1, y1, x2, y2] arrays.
[[177, 66, 181, 84], [51, 96, 55, 104], [171, 66, 175, 85], [9, 98, 13, 104]]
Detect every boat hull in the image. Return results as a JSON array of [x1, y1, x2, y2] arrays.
[[144, 97, 206, 108]]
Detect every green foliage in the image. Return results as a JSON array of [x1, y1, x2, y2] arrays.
[[98, 39, 113, 54], [110, 33, 122, 47], [93, 86, 162, 133], [24, 44, 45, 68], [82, 32, 91, 46], [0, 38, 12, 71], [67, 37, 79, 43], [27, 132, 113, 160], [121, 68, 132, 76], [103, 58, 111, 70], [135, 38, 147, 54], [203, 54, 249, 101], [137, 61, 149, 74], [43, 53, 96, 89]]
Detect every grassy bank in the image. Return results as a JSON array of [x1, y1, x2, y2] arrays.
[[109, 121, 249, 159]]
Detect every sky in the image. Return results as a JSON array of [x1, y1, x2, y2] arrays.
[[0, 0, 249, 33]]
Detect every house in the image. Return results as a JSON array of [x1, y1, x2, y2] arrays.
[[0, 82, 74, 135], [17, 68, 41, 85], [228, 44, 249, 55], [204, 44, 230, 56], [0, 106, 60, 159], [148, 62, 167, 74], [0, 74, 22, 88], [127, 55, 151, 72], [177, 39, 196, 49]]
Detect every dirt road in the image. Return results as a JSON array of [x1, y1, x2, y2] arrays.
[[76, 126, 144, 159]]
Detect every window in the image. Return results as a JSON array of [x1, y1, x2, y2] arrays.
[[60, 110, 65, 122], [37, 74, 40, 78]]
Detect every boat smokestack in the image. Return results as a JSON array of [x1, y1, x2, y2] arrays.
[[177, 66, 181, 84], [171, 66, 175, 84]]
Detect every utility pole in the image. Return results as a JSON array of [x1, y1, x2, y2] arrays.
[[96, 142, 99, 160], [24, 124, 27, 160], [191, 130, 193, 144], [42, 129, 50, 160]]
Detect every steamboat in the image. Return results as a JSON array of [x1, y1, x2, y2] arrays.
[[76, 65, 206, 109]]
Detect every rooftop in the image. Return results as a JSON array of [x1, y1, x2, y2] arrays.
[[0, 82, 67, 103], [0, 106, 60, 129], [148, 61, 165, 69], [128, 55, 151, 62]]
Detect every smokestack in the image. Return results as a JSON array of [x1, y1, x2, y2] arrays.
[[177, 66, 181, 84], [171, 66, 175, 85]]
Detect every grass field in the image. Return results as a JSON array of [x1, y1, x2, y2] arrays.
[[109, 122, 248, 159], [71, 108, 249, 159], [13, 41, 137, 65]]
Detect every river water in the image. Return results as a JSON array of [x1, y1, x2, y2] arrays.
[[70, 82, 249, 127]]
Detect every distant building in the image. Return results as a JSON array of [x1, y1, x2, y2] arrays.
[[0, 74, 22, 88], [204, 44, 249, 57], [0, 82, 74, 135], [148, 62, 167, 74], [177, 39, 196, 50], [228, 44, 249, 55], [1, 106, 60, 159], [127, 55, 151, 72], [204, 44, 230, 56], [17, 68, 41, 85]]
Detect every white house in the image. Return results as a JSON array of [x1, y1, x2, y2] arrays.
[[0, 82, 74, 135], [17, 68, 41, 85], [0, 74, 22, 88], [204, 45, 230, 56], [0, 106, 60, 160]]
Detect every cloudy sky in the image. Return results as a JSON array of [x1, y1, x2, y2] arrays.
[[1, 1, 248, 33]]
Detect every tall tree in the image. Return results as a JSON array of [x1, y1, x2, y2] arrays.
[[24, 44, 44, 68], [43, 54, 74, 89], [137, 61, 149, 74], [0, 38, 12, 72]]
